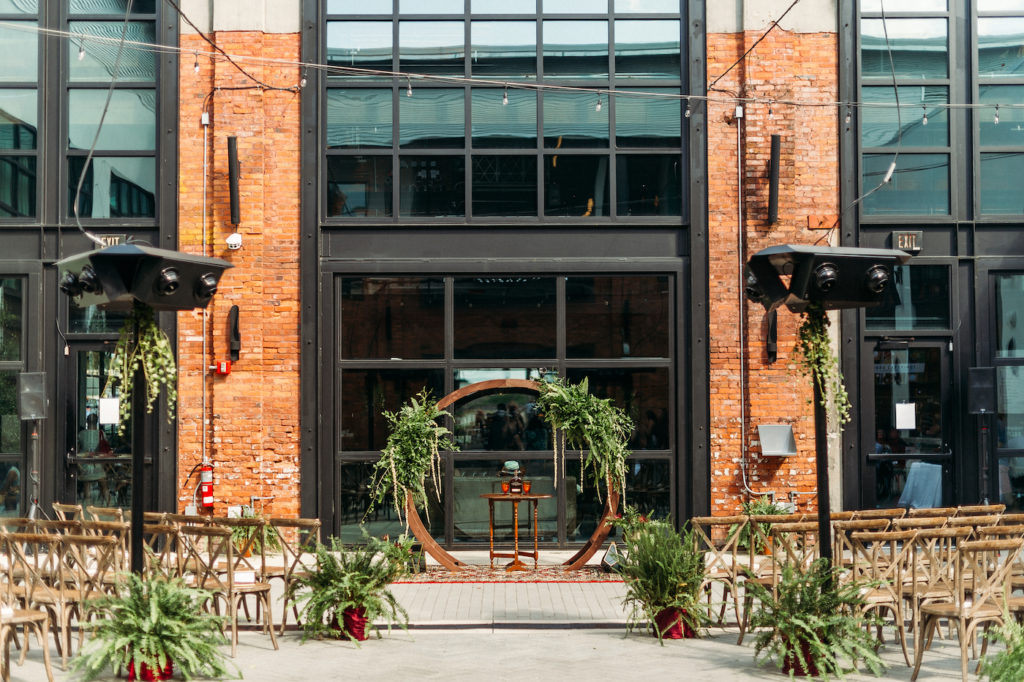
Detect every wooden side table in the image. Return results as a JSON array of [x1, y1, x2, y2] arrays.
[[480, 493, 552, 571]]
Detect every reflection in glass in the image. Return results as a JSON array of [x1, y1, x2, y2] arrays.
[[616, 154, 681, 216], [980, 0, 1024, 9], [326, 22, 392, 76], [996, 274, 1024, 359], [624, 459, 670, 520], [565, 367, 671, 448], [399, 156, 465, 216], [614, 20, 680, 79], [981, 153, 1024, 215], [399, 21, 465, 75], [68, 90, 155, 150], [861, 86, 947, 148], [473, 0, 535, 12], [453, 459, 556, 543], [69, 23, 156, 82], [861, 18, 947, 79], [861, 153, 948, 215], [544, 0, 604, 12], [453, 387, 549, 451], [0, 373, 16, 454], [339, 460, 443, 543], [327, 156, 393, 218], [980, 18, 1024, 77], [0, 90, 36, 149], [0, 1, 37, 13], [0, 156, 35, 217], [0, 23, 36, 82], [615, 90, 680, 147], [400, 0, 463, 11], [400, 89, 465, 148], [327, 89, 392, 148], [979, 86, 1024, 146], [999, 367, 1024, 456], [327, 0, 392, 12], [0, 279, 20, 362], [70, 0, 155, 13], [872, 347, 945, 455], [615, 0, 681, 11], [472, 155, 537, 216], [472, 89, 536, 148], [873, 459, 944, 509], [471, 21, 536, 78], [453, 367, 544, 389], [544, 155, 610, 216], [340, 369, 445, 451], [543, 92, 608, 147], [865, 265, 950, 330], [0, 461, 20, 516], [566, 276, 670, 359], [1001, 457, 1024, 511], [68, 306, 126, 334], [454, 278, 556, 358], [543, 21, 608, 79], [861, 0, 946, 9], [340, 277, 444, 359], [75, 351, 133, 508], [67, 156, 155, 218]]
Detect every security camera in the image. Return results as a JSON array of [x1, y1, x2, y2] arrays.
[[226, 232, 242, 250]]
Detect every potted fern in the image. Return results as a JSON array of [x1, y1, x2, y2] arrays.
[[229, 507, 281, 557], [73, 573, 232, 681], [745, 558, 885, 679], [287, 530, 414, 643], [728, 495, 790, 555], [980, 615, 1024, 682]]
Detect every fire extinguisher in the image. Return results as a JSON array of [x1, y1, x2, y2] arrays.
[[199, 463, 214, 509]]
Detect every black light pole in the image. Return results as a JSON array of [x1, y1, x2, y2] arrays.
[[812, 376, 833, 569], [130, 300, 147, 574]]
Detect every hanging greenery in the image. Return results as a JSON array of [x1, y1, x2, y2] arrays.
[[535, 375, 632, 503], [367, 390, 458, 528], [797, 304, 851, 428], [103, 304, 177, 435]]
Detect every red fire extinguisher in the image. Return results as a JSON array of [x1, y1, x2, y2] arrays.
[[199, 463, 214, 509]]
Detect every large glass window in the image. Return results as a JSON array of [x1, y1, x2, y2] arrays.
[[470, 21, 536, 79], [399, 156, 465, 216], [453, 277, 556, 358], [544, 155, 610, 216], [327, 90, 392, 149], [327, 156, 393, 218], [399, 21, 465, 75], [471, 89, 536, 148], [866, 265, 951, 330], [996, 274, 1024, 360], [0, 278, 22, 362], [614, 20, 680, 79], [471, 155, 537, 216], [543, 92, 608, 147], [326, 22, 392, 76], [340, 277, 444, 359], [542, 20, 608, 79], [566, 275, 670, 358], [399, 89, 465, 148]]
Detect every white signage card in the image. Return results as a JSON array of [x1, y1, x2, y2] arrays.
[[895, 402, 916, 430], [98, 398, 120, 425]]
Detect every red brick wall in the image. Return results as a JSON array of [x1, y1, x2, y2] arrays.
[[176, 32, 302, 518], [706, 29, 839, 516]]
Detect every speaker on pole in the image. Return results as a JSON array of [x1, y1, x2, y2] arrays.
[[228, 136, 240, 226], [768, 134, 780, 225], [17, 372, 47, 420], [968, 366, 997, 415]]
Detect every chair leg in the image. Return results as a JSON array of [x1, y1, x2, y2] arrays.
[[35, 621, 54, 682], [955, 618, 968, 682], [230, 595, 239, 658], [263, 593, 279, 651], [911, 615, 936, 682]]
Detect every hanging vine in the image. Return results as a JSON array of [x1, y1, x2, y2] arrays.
[[102, 304, 177, 435], [796, 305, 851, 428]]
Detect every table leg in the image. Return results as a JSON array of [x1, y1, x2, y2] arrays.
[[533, 499, 539, 569], [506, 499, 527, 572], [489, 500, 495, 569]]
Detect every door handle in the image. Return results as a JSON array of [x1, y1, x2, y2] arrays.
[[66, 449, 78, 470]]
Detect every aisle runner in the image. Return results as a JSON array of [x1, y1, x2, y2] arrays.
[[396, 566, 623, 584]]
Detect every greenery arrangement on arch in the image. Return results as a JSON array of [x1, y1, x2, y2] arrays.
[[534, 374, 633, 503], [366, 389, 458, 528], [796, 304, 851, 429]]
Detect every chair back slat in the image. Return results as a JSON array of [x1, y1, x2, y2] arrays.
[[893, 516, 947, 530], [907, 506, 957, 518], [854, 508, 907, 520], [52, 502, 83, 521], [956, 504, 1006, 517]]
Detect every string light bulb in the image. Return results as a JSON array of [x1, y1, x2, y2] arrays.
[[596, 94, 602, 112], [78, 42, 86, 61], [684, 101, 691, 118], [768, 102, 773, 119], [193, 52, 200, 74], [406, 77, 412, 97], [299, 71, 308, 89], [995, 104, 1000, 125], [502, 84, 508, 106], [921, 105, 928, 126]]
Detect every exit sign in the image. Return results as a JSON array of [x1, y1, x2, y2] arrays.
[[97, 234, 127, 248], [892, 231, 922, 254]]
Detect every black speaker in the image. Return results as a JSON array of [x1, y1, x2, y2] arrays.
[[228, 136, 240, 226], [768, 134, 780, 225], [968, 366, 997, 415], [17, 372, 47, 420]]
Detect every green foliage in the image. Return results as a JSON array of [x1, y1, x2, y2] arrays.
[[367, 390, 458, 526], [728, 496, 790, 553], [104, 303, 177, 435], [229, 507, 281, 555], [286, 530, 413, 643], [611, 508, 708, 643], [980, 615, 1024, 682], [72, 573, 233, 681], [535, 375, 632, 501], [746, 558, 886, 680], [797, 305, 851, 428]]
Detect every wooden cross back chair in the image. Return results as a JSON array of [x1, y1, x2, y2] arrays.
[[690, 515, 746, 631], [0, 533, 54, 682], [266, 517, 321, 635]]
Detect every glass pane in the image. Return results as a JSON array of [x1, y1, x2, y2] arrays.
[[76, 350, 133, 509], [615, 0, 680, 12], [982, 153, 1024, 214], [624, 459, 670, 519], [861, 86, 948, 148], [399, 156, 465, 216], [400, 0, 463, 11], [543, 154, 610, 216], [0, 156, 35, 218], [0, 90, 36, 149], [340, 277, 444, 359], [400, 89, 465, 148], [68, 306, 126, 334], [472, 89, 536, 148], [979, 18, 1024, 77], [873, 459, 945, 509], [1000, 457, 1024, 511], [614, 20, 680, 79], [472, 155, 537, 216], [326, 22, 392, 77], [327, 89, 392, 148], [872, 347, 946, 454], [327, 0, 392, 12], [865, 265, 950, 330], [566, 275, 670, 359], [69, 23, 156, 82], [565, 367, 671, 448], [339, 460, 443, 543], [0, 461, 21, 516], [861, 0, 946, 9], [615, 90, 680, 147], [0, 1, 36, 13], [470, 21, 536, 79], [452, 383, 549, 450], [979, 86, 1024, 146], [70, 0, 155, 13], [0, 23, 36, 82], [861, 18, 947, 79], [980, 0, 1024, 9], [68, 89, 155, 151], [67, 156, 155, 218], [453, 458, 556, 543], [327, 156, 393, 218], [543, 92, 608, 147], [0, 279, 20, 362], [616, 154, 681, 216], [1000, 367, 1024, 451], [861, 153, 948, 215], [543, 20, 608, 79], [340, 369, 445, 452], [453, 278, 556, 358], [0, 372, 17, 454], [399, 21, 465, 75], [473, 0, 535, 12], [453, 367, 543, 387], [996, 274, 1024, 359], [544, 0, 604, 12]]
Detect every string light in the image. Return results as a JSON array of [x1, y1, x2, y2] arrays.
[[299, 71, 308, 88], [78, 42, 86, 61], [684, 100, 691, 118], [995, 104, 1000, 125], [768, 101, 773, 119], [502, 84, 508, 106], [193, 51, 200, 74], [921, 105, 928, 126], [596, 94, 602, 112], [844, 107, 851, 125], [406, 77, 412, 97]]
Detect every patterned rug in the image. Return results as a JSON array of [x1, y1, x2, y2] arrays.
[[395, 565, 624, 584]]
